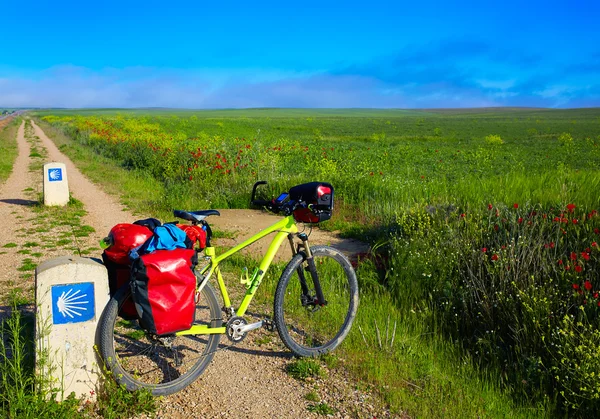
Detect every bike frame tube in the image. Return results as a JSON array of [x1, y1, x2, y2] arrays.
[[176, 215, 299, 337]]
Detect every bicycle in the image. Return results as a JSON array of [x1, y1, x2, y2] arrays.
[[97, 181, 359, 396]]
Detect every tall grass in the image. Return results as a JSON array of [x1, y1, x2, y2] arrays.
[[0, 117, 20, 183]]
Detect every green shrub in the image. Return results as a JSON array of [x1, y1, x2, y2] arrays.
[[385, 202, 600, 414], [485, 134, 504, 145]]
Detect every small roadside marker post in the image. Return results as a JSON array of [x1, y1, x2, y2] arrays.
[[43, 162, 69, 206], [35, 256, 110, 400]]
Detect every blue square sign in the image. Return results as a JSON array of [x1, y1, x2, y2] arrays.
[[48, 168, 63, 182], [51, 282, 95, 325]]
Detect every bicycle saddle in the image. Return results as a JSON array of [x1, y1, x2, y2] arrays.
[[173, 209, 221, 223]]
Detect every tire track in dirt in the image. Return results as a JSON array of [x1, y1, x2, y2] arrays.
[[2, 120, 388, 419]]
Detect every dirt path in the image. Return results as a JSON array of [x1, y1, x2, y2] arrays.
[[0, 120, 387, 418]]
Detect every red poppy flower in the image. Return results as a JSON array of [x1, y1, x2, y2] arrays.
[[571, 252, 577, 261], [550, 242, 555, 248], [572, 219, 578, 224], [575, 265, 583, 273], [594, 292, 599, 299], [488, 204, 493, 210], [585, 281, 592, 291], [491, 254, 499, 261], [558, 260, 563, 265], [513, 203, 519, 209], [567, 203, 576, 213], [593, 242, 598, 247], [188, 175, 193, 181], [518, 217, 523, 224], [482, 248, 487, 253], [595, 228, 600, 235], [582, 252, 590, 261], [461, 213, 466, 218], [573, 283, 580, 289], [566, 265, 571, 270]]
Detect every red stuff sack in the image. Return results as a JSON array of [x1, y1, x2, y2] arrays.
[[130, 248, 198, 335], [176, 224, 207, 249], [102, 223, 154, 320], [103, 223, 154, 265]]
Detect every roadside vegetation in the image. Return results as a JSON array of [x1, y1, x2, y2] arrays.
[[33, 108, 600, 417], [0, 117, 20, 183]]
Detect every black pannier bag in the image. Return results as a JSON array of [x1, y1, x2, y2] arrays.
[[289, 182, 334, 223], [130, 248, 198, 336]]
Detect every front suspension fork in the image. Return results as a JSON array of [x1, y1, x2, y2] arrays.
[[288, 233, 327, 306]]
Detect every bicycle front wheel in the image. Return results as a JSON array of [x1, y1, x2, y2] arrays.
[[274, 245, 359, 357], [97, 282, 222, 396]]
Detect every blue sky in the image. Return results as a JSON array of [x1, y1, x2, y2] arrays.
[[1, 0, 598, 108]]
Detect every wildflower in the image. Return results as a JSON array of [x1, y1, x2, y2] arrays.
[[566, 265, 571, 271], [573, 283, 580, 290], [491, 254, 499, 261], [595, 292, 599, 299], [582, 252, 590, 261], [595, 228, 600, 234], [558, 260, 563, 265], [189, 175, 193, 181], [593, 242, 598, 247], [571, 252, 577, 261], [567, 203, 576, 213], [513, 203, 519, 209], [585, 280, 593, 291], [518, 217, 523, 224], [482, 248, 487, 253], [461, 213, 466, 218], [572, 219, 578, 224], [550, 242, 555, 248], [488, 204, 493, 210], [575, 265, 583, 273]]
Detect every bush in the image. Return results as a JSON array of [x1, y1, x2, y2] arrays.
[[386, 202, 600, 414], [485, 134, 504, 145]]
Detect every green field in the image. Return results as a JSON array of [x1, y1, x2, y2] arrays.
[[34, 107, 600, 416]]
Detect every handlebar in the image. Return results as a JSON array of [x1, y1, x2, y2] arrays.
[[250, 180, 306, 216]]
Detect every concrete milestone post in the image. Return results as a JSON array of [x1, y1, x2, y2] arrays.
[[43, 162, 69, 206], [35, 256, 109, 400]]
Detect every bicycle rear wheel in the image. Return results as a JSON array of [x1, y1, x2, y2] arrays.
[[273, 245, 359, 357], [97, 282, 222, 396]]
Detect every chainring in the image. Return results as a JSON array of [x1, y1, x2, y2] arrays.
[[225, 316, 248, 343]]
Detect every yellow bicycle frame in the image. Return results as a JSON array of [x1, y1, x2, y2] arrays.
[[176, 215, 299, 336]]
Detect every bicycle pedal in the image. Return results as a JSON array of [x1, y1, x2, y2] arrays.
[[263, 319, 275, 332]]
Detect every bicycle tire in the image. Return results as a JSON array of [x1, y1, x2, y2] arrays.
[[97, 282, 222, 396], [273, 245, 359, 357]]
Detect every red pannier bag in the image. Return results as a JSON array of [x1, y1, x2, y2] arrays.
[[176, 224, 207, 249], [130, 248, 198, 335], [102, 224, 154, 320]]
